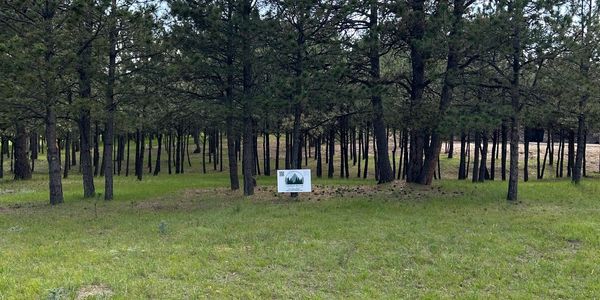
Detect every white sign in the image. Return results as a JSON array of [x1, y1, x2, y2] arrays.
[[277, 169, 312, 193]]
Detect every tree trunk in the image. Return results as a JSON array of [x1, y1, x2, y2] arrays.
[[358, 127, 363, 178], [507, 4, 522, 201], [78, 113, 95, 199], [93, 124, 100, 177], [560, 132, 565, 177], [202, 131, 207, 174], [185, 134, 190, 171], [63, 132, 70, 179], [227, 128, 240, 190], [46, 106, 64, 205], [396, 131, 401, 179], [392, 129, 397, 176], [77, 4, 95, 197], [154, 133, 162, 176], [406, 0, 427, 184], [275, 131, 280, 171], [368, 2, 394, 184], [479, 131, 488, 182], [30, 132, 38, 171], [304, 133, 308, 166], [219, 131, 223, 172], [415, 1, 466, 185], [363, 124, 369, 179], [167, 133, 172, 175], [523, 130, 529, 182], [316, 135, 322, 177], [103, 0, 117, 200], [290, 10, 306, 197], [284, 132, 290, 169], [557, 130, 564, 177], [573, 40, 590, 182], [213, 130, 219, 171], [30, 133, 38, 160], [548, 127, 554, 166], [572, 120, 585, 184], [237, 136, 241, 162], [264, 128, 270, 176], [181, 133, 187, 173], [291, 107, 303, 171], [567, 129, 574, 178], [99, 138, 105, 177], [340, 120, 345, 179], [193, 128, 201, 153], [103, 122, 114, 197], [465, 134, 470, 178], [328, 127, 335, 178], [437, 155, 441, 179], [148, 134, 153, 173], [402, 130, 409, 179], [0, 136, 4, 179], [135, 130, 140, 178], [540, 142, 548, 179], [352, 128, 357, 166], [583, 133, 587, 177], [373, 136, 378, 181], [407, 133, 425, 183], [242, 122, 255, 196], [448, 135, 454, 159], [344, 124, 350, 179], [241, 0, 254, 196], [507, 116, 519, 200], [14, 122, 32, 180], [472, 131, 480, 183], [71, 136, 77, 167], [137, 131, 145, 181], [117, 135, 124, 175], [126, 134, 131, 177], [490, 130, 497, 180], [501, 122, 507, 181], [175, 130, 181, 174], [10, 138, 14, 173], [254, 134, 261, 176], [537, 140, 546, 179]]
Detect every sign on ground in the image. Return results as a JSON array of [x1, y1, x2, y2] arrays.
[[277, 169, 312, 193]]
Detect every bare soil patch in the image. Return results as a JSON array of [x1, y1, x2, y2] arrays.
[[76, 284, 113, 300]]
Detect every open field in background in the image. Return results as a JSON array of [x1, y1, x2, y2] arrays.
[[3, 135, 600, 184], [2, 138, 600, 298]]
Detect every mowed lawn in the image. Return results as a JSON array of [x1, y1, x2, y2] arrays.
[[1, 173, 600, 298]]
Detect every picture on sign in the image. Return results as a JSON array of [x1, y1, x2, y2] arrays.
[[277, 169, 312, 193], [285, 171, 304, 184]]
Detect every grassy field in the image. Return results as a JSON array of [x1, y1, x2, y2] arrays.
[[2, 170, 600, 298]]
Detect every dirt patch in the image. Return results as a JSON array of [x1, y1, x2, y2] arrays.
[[248, 180, 443, 203], [0, 202, 52, 214], [132, 188, 237, 212], [132, 181, 453, 212], [182, 188, 242, 199], [76, 284, 113, 299], [134, 200, 179, 211]]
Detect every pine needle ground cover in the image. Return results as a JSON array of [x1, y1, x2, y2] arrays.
[[1, 175, 599, 298]]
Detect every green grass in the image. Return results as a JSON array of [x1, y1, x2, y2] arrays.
[[2, 173, 600, 298]]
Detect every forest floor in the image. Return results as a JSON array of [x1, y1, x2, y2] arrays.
[[1, 171, 600, 298]]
